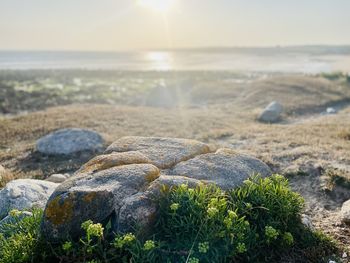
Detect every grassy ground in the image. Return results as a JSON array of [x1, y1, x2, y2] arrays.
[[1, 71, 350, 255]]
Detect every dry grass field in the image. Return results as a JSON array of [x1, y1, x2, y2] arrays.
[[1, 72, 350, 250]]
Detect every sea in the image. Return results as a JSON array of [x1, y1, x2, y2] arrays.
[[0, 46, 350, 73]]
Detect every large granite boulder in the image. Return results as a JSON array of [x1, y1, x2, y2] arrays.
[[258, 101, 283, 123], [341, 199, 350, 224], [105, 136, 211, 169], [172, 148, 271, 190], [41, 136, 271, 242], [0, 179, 58, 220], [36, 128, 104, 155]]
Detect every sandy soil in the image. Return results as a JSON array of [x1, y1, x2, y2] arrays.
[[1, 72, 350, 254]]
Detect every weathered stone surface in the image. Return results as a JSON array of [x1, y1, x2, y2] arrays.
[[78, 151, 151, 174], [41, 164, 160, 241], [172, 148, 271, 190], [41, 137, 271, 242], [46, 174, 68, 183], [105, 136, 210, 169], [341, 199, 350, 224], [326, 107, 337, 114], [116, 175, 203, 234], [258, 101, 283, 123], [301, 214, 315, 231], [36, 128, 104, 155], [0, 165, 5, 176], [0, 179, 58, 220]]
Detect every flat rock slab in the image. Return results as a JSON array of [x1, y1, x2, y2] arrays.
[[36, 128, 104, 155], [0, 179, 58, 220], [172, 148, 271, 190], [105, 136, 210, 169], [41, 136, 271, 242]]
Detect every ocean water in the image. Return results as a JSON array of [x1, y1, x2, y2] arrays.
[[0, 47, 350, 73]]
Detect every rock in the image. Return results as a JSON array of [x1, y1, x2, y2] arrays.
[[36, 128, 104, 155], [0, 165, 7, 182], [0, 179, 58, 220], [77, 151, 152, 174], [0, 165, 5, 175], [301, 214, 315, 230], [326, 107, 337, 114], [41, 164, 160, 241], [340, 199, 350, 224], [105, 136, 210, 169], [41, 137, 271, 242], [172, 148, 271, 190], [258, 101, 283, 123], [45, 174, 69, 184]]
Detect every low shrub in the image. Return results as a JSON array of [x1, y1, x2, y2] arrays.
[[0, 175, 340, 263], [0, 209, 43, 263]]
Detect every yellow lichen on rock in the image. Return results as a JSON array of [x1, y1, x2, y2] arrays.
[[145, 166, 160, 183], [45, 194, 74, 226], [78, 152, 151, 174], [83, 192, 97, 203]]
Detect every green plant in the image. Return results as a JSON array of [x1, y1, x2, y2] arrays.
[[0, 209, 43, 263], [0, 175, 340, 263]]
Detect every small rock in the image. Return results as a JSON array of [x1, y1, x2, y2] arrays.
[[0, 179, 58, 220], [36, 128, 104, 155], [342, 252, 347, 258], [301, 214, 315, 230], [340, 199, 350, 224], [258, 101, 283, 123], [45, 174, 68, 183], [326, 107, 337, 114]]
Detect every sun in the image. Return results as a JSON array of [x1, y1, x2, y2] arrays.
[[138, 0, 175, 12]]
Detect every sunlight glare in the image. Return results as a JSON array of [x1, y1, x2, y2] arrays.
[[138, 0, 175, 12], [146, 51, 172, 70]]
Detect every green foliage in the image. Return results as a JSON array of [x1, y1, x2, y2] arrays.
[[0, 175, 340, 263], [0, 209, 43, 263], [320, 72, 347, 81]]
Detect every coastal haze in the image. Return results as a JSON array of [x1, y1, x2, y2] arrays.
[[1, 46, 350, 73]]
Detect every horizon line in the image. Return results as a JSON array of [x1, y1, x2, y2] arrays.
[[1, 44, 350, 53]]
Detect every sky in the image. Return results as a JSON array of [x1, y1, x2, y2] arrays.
[[0, 0, 349, 51]]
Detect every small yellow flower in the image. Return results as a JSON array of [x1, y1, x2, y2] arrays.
[[143, 240, 156, 250], [170, 203, 180, 212], [87, 223, 104, 238], [9, 209, 21, 217], [236, 242, 247, 254], [198, 241, 209, 253], [62, 241, 73, 252], [188, 257, 200, 263], [81, 220, 93, 231], [207, 207, 219, 218]]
